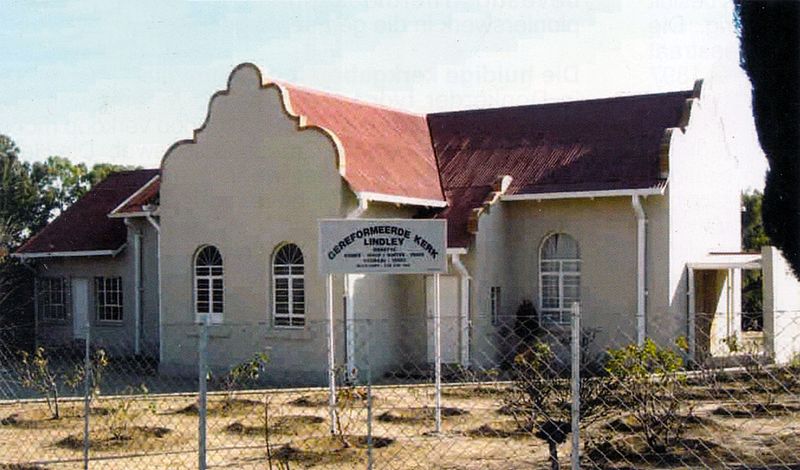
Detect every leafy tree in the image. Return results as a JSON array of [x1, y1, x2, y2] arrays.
[[742, 190, 769, 251], [0, 133, 138, 342], [742, 190, 769, 322], [736, 1, 800, 278]]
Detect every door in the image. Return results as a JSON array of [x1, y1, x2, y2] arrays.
[[426, 276, 460, 363], [72, 278, 89, 339]]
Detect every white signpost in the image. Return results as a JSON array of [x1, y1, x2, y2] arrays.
[[318, 219, 448, 433], [319, 219, 447, 274]]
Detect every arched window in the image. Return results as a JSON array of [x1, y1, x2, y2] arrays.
[[539, 233, 580, 324], [195, 245, 223, 323], [273, 243, 305, 327]]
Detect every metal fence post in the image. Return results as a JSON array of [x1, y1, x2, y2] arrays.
[[366, 319, 374, 470], [83, 321, 91, 470], [198, 318, 208, 470], [570, 302, 580, 470], [326, 274, 338, 434], [433, 272, 442, 434]]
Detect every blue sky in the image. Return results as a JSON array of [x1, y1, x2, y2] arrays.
[[0, 0, 766, 190]]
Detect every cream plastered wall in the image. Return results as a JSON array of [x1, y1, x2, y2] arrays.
[[32, 219, 160, 356], [663, 80, 743, 348], [158, 64, 426, 384], [159, 64, 350, 383], [463, 200, 513, 368], [488, 197, 643, 353]]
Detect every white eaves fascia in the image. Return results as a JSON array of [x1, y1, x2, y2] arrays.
[[500, 186, 666, 201], [108, 174, 160, 218], [12, 244, 127, 260], [356, 191, 448, 208]]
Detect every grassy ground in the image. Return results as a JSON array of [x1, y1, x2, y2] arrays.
[[1, 376, 799, 469]]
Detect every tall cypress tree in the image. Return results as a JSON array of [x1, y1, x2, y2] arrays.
[[736, 1, 800, 278]]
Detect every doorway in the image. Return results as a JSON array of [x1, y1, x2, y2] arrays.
[[72, 278, 89, 340]]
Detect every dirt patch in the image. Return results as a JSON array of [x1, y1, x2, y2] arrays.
[[464, 421, 530, 439], [55, 426, 172, 451], [377, 406, 468, 424], [441, 386, 507, 399], [169, 398, 262, 416], [1, 407, 109, 429], [224, 415, 325, 435], [680, 386, 752, 401], [271, 435, 394, 466], [712, 402, 800, 418], [0, 465, 50, 470], [605, 414, 726, 435], [585, 434, 724, 468], [605, 415, 638, 433], [289, 390, 377, 408], [496, 404, 516, 416]]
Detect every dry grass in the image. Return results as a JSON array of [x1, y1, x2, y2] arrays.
[[1, 381, 800, 469]]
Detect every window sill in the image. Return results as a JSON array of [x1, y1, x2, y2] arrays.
[[39, 319, 69, 325], [95, 321, 125, 327]]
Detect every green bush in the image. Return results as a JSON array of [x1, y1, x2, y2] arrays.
[[605, 338, 690, 453]]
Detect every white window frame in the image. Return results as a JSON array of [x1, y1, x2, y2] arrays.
[[194, 245, 224, 324], [40, 277, 69, 322], [538, 233, 581, 325], [95, 276, 123, 323], [490, 286, 501, 326], [272, 243, 305, 328]]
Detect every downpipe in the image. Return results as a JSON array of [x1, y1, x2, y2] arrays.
[[632, 195, 647, 346], [451, 253, 471, 367]]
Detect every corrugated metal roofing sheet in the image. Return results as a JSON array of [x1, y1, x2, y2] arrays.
[[110, 176, 160, 216], [16, 169, 159, 254], [278, 83, 446, 202], [427, 90, 693, 246]]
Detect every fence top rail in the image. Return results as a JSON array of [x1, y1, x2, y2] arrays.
[[0, 379, 516, 406]]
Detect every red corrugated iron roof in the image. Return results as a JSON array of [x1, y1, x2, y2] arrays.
[[427, 90, 694, 247], [17, 84, 695, 254], [16, 169, 159, 255], [277, 82, 446, 203], [109, 175, 160, 216]]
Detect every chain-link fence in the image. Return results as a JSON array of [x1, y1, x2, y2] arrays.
[[1, 308, 800, 469]]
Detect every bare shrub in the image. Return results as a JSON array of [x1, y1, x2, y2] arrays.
[[503, 330, 607, 470]]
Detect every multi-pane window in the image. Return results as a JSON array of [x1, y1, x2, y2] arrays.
[[539, 233, 581, 324], [273, 243, 305, 328], [40, 277, 69, 321], [95, 277, 123, 322], [490, 286, 501, 325], [195, 245, 223, 323]]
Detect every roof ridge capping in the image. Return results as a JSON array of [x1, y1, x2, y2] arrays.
[[268, 77, 425, 118], [658, 78, 705, 179], [429, 87, 697, 117]]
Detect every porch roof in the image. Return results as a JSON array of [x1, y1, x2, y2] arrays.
[[687, 252, 762, 270]]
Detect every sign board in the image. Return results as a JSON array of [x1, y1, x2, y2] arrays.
[[319, 219, 447, 274]]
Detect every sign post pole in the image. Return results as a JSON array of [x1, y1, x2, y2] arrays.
[[326, 273, 337, 434], [434, 272, 442, 434], [318, 218, 447, 437]]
